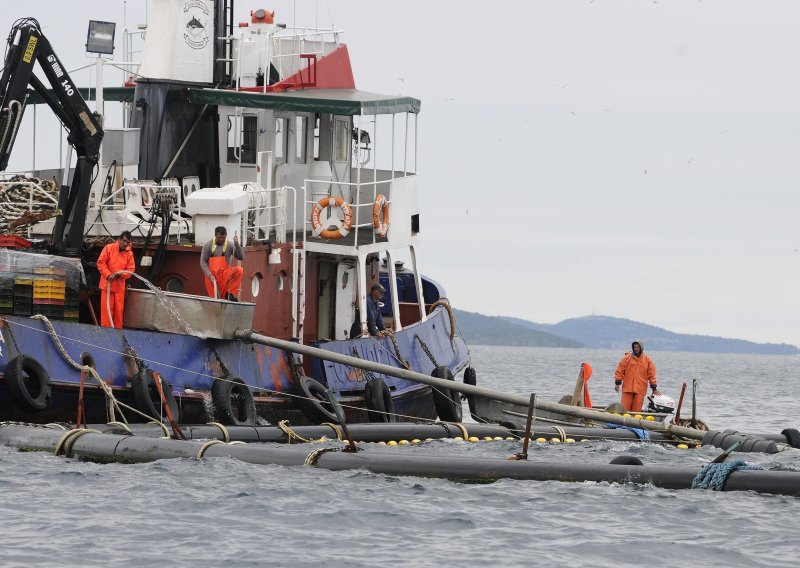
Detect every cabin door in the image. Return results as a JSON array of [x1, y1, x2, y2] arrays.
[[334, 261, 357, 340], [317, 260, 336, 340]]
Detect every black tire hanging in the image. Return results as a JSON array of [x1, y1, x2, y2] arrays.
[[462, 366, 478, 415], [431, 366, 463, 423], [781, 428, 800, 449], [293, 375, 338, 424], [131, 368, 180, 423], [3, 355, 52, 412], [212, 376, 257, 425], [365, 378, 396, 423], [609, 456, 644, 466]]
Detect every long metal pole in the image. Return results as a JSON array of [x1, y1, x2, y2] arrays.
[[235, 329, 707, 441]]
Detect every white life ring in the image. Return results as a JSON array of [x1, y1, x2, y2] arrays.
[[372, 194, 390, 238], [310, 196, 353, 240]]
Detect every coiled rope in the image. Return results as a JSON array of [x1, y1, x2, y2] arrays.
[[691, 459, 764, 490]]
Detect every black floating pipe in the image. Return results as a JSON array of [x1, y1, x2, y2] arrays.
[[234, 330, 789, 452], [2, 425, 798, 496]]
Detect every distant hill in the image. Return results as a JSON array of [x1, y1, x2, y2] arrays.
[[501, 314, 799, 355], [452, 310, 581, 348]]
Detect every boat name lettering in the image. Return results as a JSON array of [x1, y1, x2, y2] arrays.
[[46, 55, 64, 78], [22, 35, 37, 63], [61, 79, 74, 97]]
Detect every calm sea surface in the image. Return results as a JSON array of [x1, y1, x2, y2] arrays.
[[1, 346, 799, 567]]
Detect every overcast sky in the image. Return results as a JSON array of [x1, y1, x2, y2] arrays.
[[3, 1, 799, 347]]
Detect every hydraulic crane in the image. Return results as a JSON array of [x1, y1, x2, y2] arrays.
[[0, 18, 104, 255]]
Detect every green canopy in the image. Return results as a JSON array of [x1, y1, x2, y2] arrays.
[[187, 88, 421, 115], [26, 86, 135, 105]]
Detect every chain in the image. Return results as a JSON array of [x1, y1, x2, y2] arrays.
[[287, 351, 303, 380], [350, 347, 378, 382], [1, 317, 21, 354], [414, 335, 438, 368], [385, 331, 410, 369]]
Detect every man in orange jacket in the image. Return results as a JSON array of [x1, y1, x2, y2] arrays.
[[97, 231, 135, 328], [614, 339, 661, 412]]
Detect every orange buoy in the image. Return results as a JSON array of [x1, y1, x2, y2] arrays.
[[372, 194, 390, 238]]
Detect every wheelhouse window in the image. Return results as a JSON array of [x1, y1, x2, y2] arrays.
[[294, 116, 308, 164], [227, 114, 258, 164], [274, 117, 288, 163], [334, 118, 349, 162]]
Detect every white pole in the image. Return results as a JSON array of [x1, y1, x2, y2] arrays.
[[386, 249, 402, 331], [409, 244, 427, 323]]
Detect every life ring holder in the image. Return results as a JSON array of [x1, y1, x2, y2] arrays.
[[372, 194, 390, 238], [310, 196, 353, 240]]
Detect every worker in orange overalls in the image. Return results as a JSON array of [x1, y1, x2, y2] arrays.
[[614, 339, 661, 411], [200, 226, 244, 301], [97, 231, 135, 328]]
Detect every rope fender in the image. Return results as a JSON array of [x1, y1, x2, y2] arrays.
[[691, 459, 765, 490]]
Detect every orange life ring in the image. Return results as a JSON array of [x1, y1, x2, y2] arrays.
[[310, 196, 353, 240], [372, 194, 389, 238]]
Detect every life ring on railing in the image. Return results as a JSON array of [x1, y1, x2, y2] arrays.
[[372, 194, 390, 238], [4, 355, 52, 412], [212, 376, 257, 426], [131, 368, 180, 423], [310, 196, 353, 240]]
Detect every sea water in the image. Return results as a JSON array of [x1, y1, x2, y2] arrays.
[[1, 346, 798, 567]]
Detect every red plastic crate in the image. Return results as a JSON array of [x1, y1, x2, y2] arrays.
[[0, 235, 32, 249]]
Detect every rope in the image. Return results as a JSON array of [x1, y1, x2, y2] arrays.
[[553, 425, 567, 442], [44, 423, 68, 431], [206, 421, 230, 443], [53, 428, 101, 457], [321, 422, 343, 441], [278, 420, 315, 444], [606, 423, 651, 441], [107, 421, 132, 434], [29, 315, 126, 423], [451, 422, 469, 440], [427, 299, 456, 342], [691, 459, 765, 490], [149, 420, 170, 438], [196, 440, 225, 459], [304, 447, 340, 467]]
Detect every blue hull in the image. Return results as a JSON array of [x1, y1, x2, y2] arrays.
[[0, 306, 469, 425]]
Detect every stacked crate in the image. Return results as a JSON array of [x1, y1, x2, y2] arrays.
[[0, 248, 83, 321], [32, 268, 66, 319]]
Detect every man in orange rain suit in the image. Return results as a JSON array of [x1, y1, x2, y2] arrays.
[[614, 339, 661, 412], [97, 231, 135, 328], [200, 226, 244, 301]]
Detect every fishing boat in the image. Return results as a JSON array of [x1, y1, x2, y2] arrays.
[[0, 1, 470, 427]]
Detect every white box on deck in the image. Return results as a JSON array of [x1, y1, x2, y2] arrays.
[[185, 184, 250, 245]]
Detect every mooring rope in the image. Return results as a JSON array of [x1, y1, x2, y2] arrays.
[[321, 422, 343, 441], [691, 459, 764, 490], [53, 428, 101, 457], [278, 420, 316, 444], [196, 440, 225, 459], [206, 421, 231, 443], [553, 425, 567, 442], [303, 447, 340, 467]]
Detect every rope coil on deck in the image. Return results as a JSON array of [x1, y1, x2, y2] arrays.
[[196, 440, 225, 459], [206, 421, 231, 443], [691, 459, 765, 490]]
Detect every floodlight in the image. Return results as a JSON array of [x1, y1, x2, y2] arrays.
[[86, 21, 116, 55]]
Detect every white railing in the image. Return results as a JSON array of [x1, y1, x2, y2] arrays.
[[303, 177, 394, 248]]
